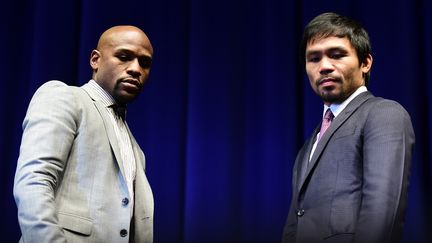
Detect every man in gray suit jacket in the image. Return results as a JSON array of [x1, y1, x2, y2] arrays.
[[14, 25, 154, 242], [282, 13, 415, 243]]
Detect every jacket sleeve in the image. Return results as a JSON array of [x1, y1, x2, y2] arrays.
[[354, 100, 415, 243], [13, 81, 78, 243]]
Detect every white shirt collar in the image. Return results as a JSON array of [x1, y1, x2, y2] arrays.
[[323, 86, 368, 119], [87, 79, 117, 107]]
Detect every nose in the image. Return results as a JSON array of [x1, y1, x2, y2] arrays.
[[318, 57, 334, 75], [126, 58, 142, 78]]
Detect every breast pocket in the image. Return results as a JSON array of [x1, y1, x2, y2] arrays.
[[332, 126, 357, 141]]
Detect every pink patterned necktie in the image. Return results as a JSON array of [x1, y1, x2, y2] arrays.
[[318, 108, 334, 141]]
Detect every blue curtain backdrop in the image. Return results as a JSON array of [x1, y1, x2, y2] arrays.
[[1, 0, 431, 242]]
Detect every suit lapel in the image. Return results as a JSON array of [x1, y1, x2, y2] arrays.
[[296, 127, 319, 191], [81, 84, 127, 178], [298, 91, 374, 192], [125, 122, 145, 171], [94, 102, 128, 177]]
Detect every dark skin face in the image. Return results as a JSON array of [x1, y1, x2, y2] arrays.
[[305, 36, 372, 105], [90, 25, 153, 105]]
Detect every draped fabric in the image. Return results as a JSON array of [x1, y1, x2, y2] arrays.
[[1, 0, 430, 242]]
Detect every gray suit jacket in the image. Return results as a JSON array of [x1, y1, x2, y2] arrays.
[[283, 91, 415, 243], [14, 81, 153, 243]]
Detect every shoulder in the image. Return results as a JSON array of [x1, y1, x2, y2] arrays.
[[39, 80, 68, 88], [32, 80, 70, 99], [34, 80, 82, 95], [366, 97, 410, 117], [31, 80, 88, 104], [27, 81, 87, 117], [362, 96, 413, 129]]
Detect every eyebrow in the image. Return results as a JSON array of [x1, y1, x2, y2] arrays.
[[327, 46, 348, 52], [306, 46, 348, 56], [115, 48, 152, 59]]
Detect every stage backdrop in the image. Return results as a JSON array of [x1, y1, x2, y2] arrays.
[[1, 0, 430, 242]]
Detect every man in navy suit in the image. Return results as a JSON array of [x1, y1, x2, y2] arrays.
[[283, 12, 415, 243]]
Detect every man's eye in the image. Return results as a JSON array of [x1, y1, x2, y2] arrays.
[[307, 56, 320, 63], [330, 53, 345, 59], [139, 57, 152, 68], [117, 54, 131, 61]]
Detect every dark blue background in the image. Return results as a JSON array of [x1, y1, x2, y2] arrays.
[[1, 0, 430, 242]]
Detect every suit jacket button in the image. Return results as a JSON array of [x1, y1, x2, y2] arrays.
[[297, 209, 305, 217], [122, 197, 129, 206], [120, 229, 128, 237]]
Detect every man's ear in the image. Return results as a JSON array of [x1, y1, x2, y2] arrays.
[[90, 50, 101, 70], [361, 53, 373, 73]]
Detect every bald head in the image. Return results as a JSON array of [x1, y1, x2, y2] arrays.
[[97, 25, 153, 54]]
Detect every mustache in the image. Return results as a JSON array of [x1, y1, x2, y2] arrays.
[[119, 77, 143, 88], [315, 76, 342, 86]]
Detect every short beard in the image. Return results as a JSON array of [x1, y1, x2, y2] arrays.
[[318, 89, 347, 104]]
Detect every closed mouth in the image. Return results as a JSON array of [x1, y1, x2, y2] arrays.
[[122, 78, 142, 88], [317, 77, 339, 86]]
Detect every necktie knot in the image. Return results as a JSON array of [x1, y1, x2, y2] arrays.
[[112, 104, 126, 120], [324, 108, 334, 121], [319, 108, 334, 141]]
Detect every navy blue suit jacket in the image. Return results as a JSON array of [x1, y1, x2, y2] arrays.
[[283, 91, 415, 243]]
